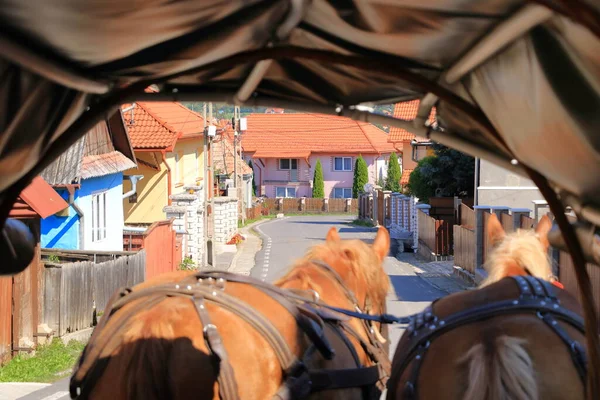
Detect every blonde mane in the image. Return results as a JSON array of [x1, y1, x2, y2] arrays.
[[482, 228, 554, 287]]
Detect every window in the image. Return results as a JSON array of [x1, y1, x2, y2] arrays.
[[279, 159, 298, 170], [276, 187, 296, 198], [333, 188, 352, 198], [334, 157, 352, 171], [91, 192, 107, 242]]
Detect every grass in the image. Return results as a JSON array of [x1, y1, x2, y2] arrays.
[[0, 340, 86, 383], [349, 218, 375, 227]]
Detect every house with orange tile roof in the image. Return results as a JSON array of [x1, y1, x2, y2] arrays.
[[388, 100, 437, 188], [121, 101, 209, 224], [242, 113, 398, 198]]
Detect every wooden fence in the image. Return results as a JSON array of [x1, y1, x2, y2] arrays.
[[44, 251, 145, 337], [453, 225, 476, 273], [557, 253, 600, 330], [121, 219, 182, 280], [246, 198, 358, 218], [459, 203, 475, 229], [418, 211, 452, 256], [1, 221, 42, 364], [0, 277, 11, 364]]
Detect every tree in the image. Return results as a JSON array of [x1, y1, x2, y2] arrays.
[[407, 143, 475, 202], [312, 160, 325, 198], [248, 159, 257, 196], [385, 152, 401, 192], [352, 155, 369, 198]]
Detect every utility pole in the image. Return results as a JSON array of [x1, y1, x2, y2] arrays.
[[202, 103, 209, 268], [208, 102, 216, 268]]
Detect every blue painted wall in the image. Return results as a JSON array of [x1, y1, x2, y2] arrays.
[[41, 172, 124, 250], [41, 189, 80, 249]]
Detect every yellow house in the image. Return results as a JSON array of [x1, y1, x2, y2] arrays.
[[121, 101, 208, 224], [388, 100, 436, 188]]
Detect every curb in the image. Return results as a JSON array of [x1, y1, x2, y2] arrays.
[[228, 218, 273, 273]]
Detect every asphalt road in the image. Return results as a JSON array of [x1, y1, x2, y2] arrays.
[[12, 215, 448, 399], [250, 215, 447, 356]]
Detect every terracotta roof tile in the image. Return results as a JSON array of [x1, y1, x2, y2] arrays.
[[213, 130, 252, 176], [388, 100, 436, 143], [243, 113, 396, 156], [122, 102, 205, 150], [400, 169, 414, 185]]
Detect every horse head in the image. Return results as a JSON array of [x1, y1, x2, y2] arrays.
[[482, 213, 557, 287]]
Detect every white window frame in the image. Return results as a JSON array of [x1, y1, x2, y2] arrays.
[[333, 188, 352, 199], [334, 157, 353, 172], [276, 187, 296, 198], [279, 158, 298, 170], [91, 192, 107, 242]]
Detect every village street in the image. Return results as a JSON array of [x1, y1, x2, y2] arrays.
[[9, 215, 467, 400]]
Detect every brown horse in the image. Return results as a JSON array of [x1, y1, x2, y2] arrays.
[[70, 226, 391, 400], [387, 214, 587, 400]]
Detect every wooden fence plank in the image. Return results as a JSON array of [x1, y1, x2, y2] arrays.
[[453, 225, 476, 273], [460, 204, 475, 230], [0, 277, 12, 364]]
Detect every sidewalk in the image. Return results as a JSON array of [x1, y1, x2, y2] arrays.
[[227, 219, 268, 276], [396, 252, 474, 293]]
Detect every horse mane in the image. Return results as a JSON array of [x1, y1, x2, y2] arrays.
[[276, 238, 390, 309], [482, 228, 554, 287]]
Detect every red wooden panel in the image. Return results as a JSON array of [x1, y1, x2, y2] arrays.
[[0, 277, 12, 364], [144, 220, 178, 280]]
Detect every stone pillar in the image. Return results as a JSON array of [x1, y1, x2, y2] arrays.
[[213, 197, 239, 244], [383, 190, 392, 227], [474, 205, 490, 269], [372, 190, 379, 227], [410, 196, 418, 252], [345, 198, 352, 213], [511, 208, 531, 231], [324, 198, 329, 213], [277, 198, 283, 212], [300, 197, 306, 212], [164, 184, 204, 267]]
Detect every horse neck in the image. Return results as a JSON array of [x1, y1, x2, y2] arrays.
[[278, 262, 365, 310]]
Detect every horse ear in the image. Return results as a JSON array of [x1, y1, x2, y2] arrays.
[[487, 213, 505, 247], [326, 227, 340, 242], [535, 214, 553, 250], [372, 227, 390, 262]]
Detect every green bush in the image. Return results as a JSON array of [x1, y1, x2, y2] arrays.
[[178, 256, 196, 271], [385, 152, 401, 192], [312, 160, 325, 198], [352, 155, 368, 198]]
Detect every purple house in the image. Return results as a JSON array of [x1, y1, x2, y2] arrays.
[[242, 113, 398, 198]]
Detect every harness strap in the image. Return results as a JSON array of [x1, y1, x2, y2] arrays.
[[309, 364, 382, 392], [193, 296, 240, 400]]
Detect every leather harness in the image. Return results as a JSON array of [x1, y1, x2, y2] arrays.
[[393, 275, 588, 399], [69, 262, 390, 400]]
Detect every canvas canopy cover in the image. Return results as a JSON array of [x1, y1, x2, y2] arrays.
[[1, 0, 600, 392]]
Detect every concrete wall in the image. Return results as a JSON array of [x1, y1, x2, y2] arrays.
[[477, 159, 542, 211], [41, 189, 80, 249], [78, 173, 124, 251], [123, 151, 169, 224]]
